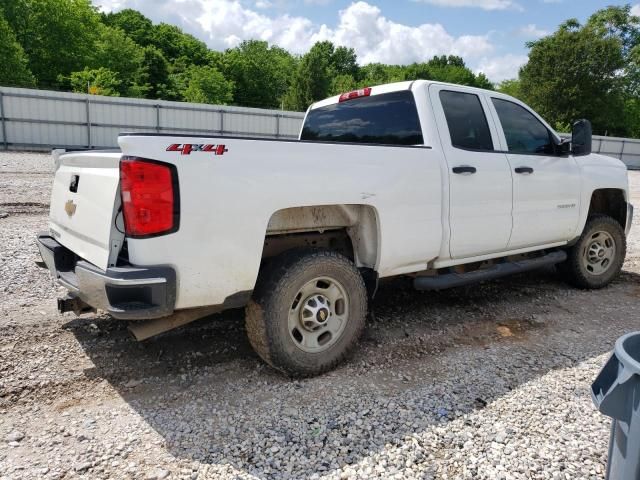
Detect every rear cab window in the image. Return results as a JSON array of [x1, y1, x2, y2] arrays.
[[301, 91, 424, 146]]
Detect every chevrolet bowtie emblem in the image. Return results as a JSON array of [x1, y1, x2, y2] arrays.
[[65, 200, 77, 217]]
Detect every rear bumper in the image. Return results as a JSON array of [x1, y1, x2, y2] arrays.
[[36, 233, 176, 320]]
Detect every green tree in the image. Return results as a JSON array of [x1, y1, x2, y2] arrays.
[[181, 66, 233, 105], [329, 74, 358, 96], [0, 10, 35, 87], [404, 56, 492, 89], [331, 46, 360, 78], [140, 46, 171, 99], [93, 25, 145, 95], [587, 5, 640, 101], [474, 72, 493, 90], [101, 8, 153, 46], [0, 0, 101, 88], [497, 79, 522, 99], [283, 42, 332, 111], [69, 67, 121, 96], [222, 40, 295, 108], [359, 63, 406, 86], [519, 19, 626, 136], [149, 23, 209, 67]]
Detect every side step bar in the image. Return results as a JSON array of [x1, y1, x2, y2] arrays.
[[414, 251, 567, 291]]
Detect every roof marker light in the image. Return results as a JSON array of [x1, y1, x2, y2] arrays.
[[339, 87, 372, 103]]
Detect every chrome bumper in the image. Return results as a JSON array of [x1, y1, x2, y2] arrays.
[[36, 233, 176, 320]]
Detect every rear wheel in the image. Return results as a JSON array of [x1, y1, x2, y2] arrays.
[[560, 215, 626, 289], [245, 249, 367, 377]]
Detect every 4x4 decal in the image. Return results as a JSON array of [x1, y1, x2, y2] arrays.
[[166, 144, 228, 156]]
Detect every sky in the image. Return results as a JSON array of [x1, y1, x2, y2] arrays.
[[96, 0, 640, 83]]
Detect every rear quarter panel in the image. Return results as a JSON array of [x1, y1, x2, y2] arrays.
[[119, 135, 443, 309]]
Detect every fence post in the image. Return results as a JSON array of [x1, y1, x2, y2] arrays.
[[275, 114, 280, 139], [0, 91, 7, 150], [85, 97, 92, 149], [620, 139, 626, 161], [155, 104, 161, 132], [219, 109, 225, 135]]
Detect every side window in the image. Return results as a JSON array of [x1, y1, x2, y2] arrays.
[[439, 90, 494, 151], [491, 98, 554, 154]]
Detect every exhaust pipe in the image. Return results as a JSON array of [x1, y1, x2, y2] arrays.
[[57, 295, 96, 316]]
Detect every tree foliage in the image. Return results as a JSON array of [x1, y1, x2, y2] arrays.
[[0, 10, 35, 87], [92, 25, 145, 95], [222, 41, 295, 109], [70, 67, 121, 96], [181, 66, 233, 105], [518, 6, 638, 136], [0, 0, 100, 88]]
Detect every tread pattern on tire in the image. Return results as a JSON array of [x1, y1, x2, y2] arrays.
[[245, 248, 367, 377], [561, 214, 626, 289]]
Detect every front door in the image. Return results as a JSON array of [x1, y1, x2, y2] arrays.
[[488, 96, 581, 249], [430, 85, 513, 259]]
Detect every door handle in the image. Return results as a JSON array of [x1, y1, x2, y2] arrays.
[[515, 166, 534, 174], [452, 166, 477, 175]]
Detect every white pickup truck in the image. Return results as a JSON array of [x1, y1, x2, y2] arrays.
[[37, 80, 633, 376]]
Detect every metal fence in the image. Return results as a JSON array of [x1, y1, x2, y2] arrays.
[[1, 86, 639, 169], [0, 86, 305, 150], [561, 134, 640, 169]]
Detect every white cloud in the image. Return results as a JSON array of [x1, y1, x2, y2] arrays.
[[475, 53, 528, 82], [311, 2, 494, 64], [413, 0, 521, 11], [98, 1, 493, 63], [516, 23, 549, 39], [99, 1, 527, 81], [631, 4, 640, 16]]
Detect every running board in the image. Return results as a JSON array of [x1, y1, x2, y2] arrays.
[[413, 251, 567, 291]]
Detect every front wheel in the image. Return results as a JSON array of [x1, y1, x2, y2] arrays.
[[245, 249, 367, 377], [559, 214, 626, 289]]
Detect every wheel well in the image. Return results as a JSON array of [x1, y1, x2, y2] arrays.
[[262, 229, 355, 261], [262, 204, 379, 270], [589, 189, 627, 229]]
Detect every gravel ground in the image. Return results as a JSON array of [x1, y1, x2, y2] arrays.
[[1, 151, 640, 479]]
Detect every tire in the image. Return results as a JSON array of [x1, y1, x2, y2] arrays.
[[245, 249, 367, 377], [559, 214, 626, 289]]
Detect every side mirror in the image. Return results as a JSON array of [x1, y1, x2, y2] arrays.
[[557, 137, 571, 155], [572, 119, 592, 156]]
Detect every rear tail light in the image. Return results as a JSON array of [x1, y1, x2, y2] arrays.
[[119, 157, 179, 238], [339, 87, 372, 102]]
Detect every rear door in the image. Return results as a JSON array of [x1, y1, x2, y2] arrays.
[[487, 96, 581, 249], [429, 84, 513, 259], [49, 151, 123, 270]]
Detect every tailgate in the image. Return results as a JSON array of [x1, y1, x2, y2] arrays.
[[49, 151, 122, 270]]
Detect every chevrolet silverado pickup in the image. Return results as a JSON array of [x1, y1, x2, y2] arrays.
[[37, 80, 633, 376]]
